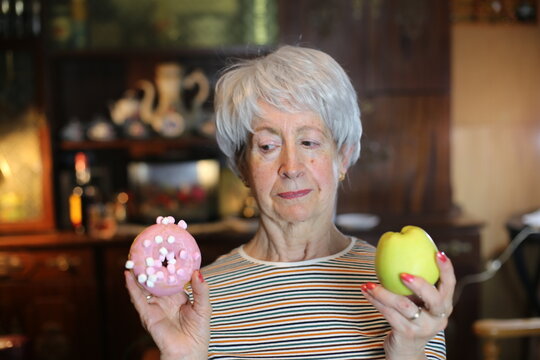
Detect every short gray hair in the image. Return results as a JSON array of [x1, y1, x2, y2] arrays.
[[214, 45, 362, 175]]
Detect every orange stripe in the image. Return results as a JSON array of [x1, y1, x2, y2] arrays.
[[209, 342, 383, 357], [212, 330, 384, 344], [213, 282, 363, 302], [212, 314, 382, 330], [215, 298, 367, 316]]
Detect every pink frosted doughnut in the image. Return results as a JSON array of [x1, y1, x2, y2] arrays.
[[125, 216, 201, 296]]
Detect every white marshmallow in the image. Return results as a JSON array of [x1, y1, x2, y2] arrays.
[[145, 257, 154, 266], [167, 235, 175, 244], [155, 235, 163, 244], [159, 247, 168, 256], [137, 274, 147, 283], [125, 260, 134, 269]]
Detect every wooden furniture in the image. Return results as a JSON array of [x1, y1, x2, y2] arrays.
[[0, 231, 248, 360], [473, 216, 540, 360], [474, 318, 540, 360]]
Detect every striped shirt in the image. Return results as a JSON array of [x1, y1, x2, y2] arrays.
[[201, 238, 446, 359]]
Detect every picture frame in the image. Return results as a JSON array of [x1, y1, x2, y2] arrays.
[[0, 111, 55, 234]]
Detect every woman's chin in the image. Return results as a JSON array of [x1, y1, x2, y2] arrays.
[[274, 207, 323, 225]]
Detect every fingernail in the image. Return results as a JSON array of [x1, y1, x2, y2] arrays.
[[361, 282, 378, 292], [437, 251, 448, 263], [400, 273, 415, 283], [197, 270, 205, 283]]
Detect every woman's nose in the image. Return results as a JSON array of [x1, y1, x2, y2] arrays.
[[278, 145, 303, 179]]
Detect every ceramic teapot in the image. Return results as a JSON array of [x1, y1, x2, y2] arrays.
[[139, 63, 210, 137]]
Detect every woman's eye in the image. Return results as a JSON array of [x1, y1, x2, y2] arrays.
[[301, 140, 319, 147], [259, 144, 276, 152]]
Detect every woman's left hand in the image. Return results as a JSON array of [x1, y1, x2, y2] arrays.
[[360, 251, 455, 360]]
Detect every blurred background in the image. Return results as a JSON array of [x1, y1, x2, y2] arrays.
[[0, 1, 539, 359]]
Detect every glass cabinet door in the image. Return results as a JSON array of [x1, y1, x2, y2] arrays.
[[0, 49, 55, 233]]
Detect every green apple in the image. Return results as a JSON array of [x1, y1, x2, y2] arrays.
[[375, 225, 440, 295]]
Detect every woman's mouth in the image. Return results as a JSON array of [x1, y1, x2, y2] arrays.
[[277, 189, 312, 199]]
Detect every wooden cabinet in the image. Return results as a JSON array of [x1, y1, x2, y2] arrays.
[[363, 0, 450, 93], [278, 0, 449, 95], [0, 248, 101, 359], [339, 95, 452, 215], [0, 233, 247, 360]]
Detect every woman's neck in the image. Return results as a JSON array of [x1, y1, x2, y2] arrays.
[[243, 219, 350, 262]]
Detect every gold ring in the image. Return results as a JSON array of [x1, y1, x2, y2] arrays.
[[409, 307, 422, 321], [146, 294, 153, 302]]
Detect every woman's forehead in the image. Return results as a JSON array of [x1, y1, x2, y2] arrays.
[[252, 103, 327, 133]]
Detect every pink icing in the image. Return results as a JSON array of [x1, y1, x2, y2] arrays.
[[127, 217, 201, 296]]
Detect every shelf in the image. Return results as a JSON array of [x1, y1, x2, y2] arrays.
[[0, 36, 41, 51], [58, 137, 220, 158], [46, 44, 273, 60]]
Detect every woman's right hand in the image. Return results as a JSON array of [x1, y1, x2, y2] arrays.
[[125, 270, 212, 360]]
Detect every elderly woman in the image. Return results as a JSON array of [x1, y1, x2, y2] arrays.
[[126, 45, 455, 360]]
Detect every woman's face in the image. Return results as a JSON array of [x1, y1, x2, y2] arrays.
[[245, 102, 348, 225]]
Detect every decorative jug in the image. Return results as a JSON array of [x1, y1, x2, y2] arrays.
[[139, 62, 209, 137]]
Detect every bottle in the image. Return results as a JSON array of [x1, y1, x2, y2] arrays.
[[68, 152, 97, 234], [12, 0, 25, 38], [0, 0, 10, 38], [30, 0, 41, 36], [515, 1, 536, 22], [70, 0, 87, 48], [49, 0, 71, 47]]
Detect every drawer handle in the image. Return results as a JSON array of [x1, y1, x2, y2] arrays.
[[46, 255, 81, 272], [0, 254, 23, 278]]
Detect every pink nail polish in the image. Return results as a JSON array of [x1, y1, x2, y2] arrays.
[[197, 271, 204, 283], [400, 273, 415, 283], [437, 251, 448, 263], [365, 282, 377, 290]]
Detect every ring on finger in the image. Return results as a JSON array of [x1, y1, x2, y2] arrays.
[[146, 294, 153, 303], [409, 307, 422, 321]]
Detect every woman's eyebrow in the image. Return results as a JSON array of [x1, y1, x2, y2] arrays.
[[252, 126, 279, 135]]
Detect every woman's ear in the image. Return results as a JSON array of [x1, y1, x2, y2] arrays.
[[235, 144, 251, 187], [338, 145, 353, 176]]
